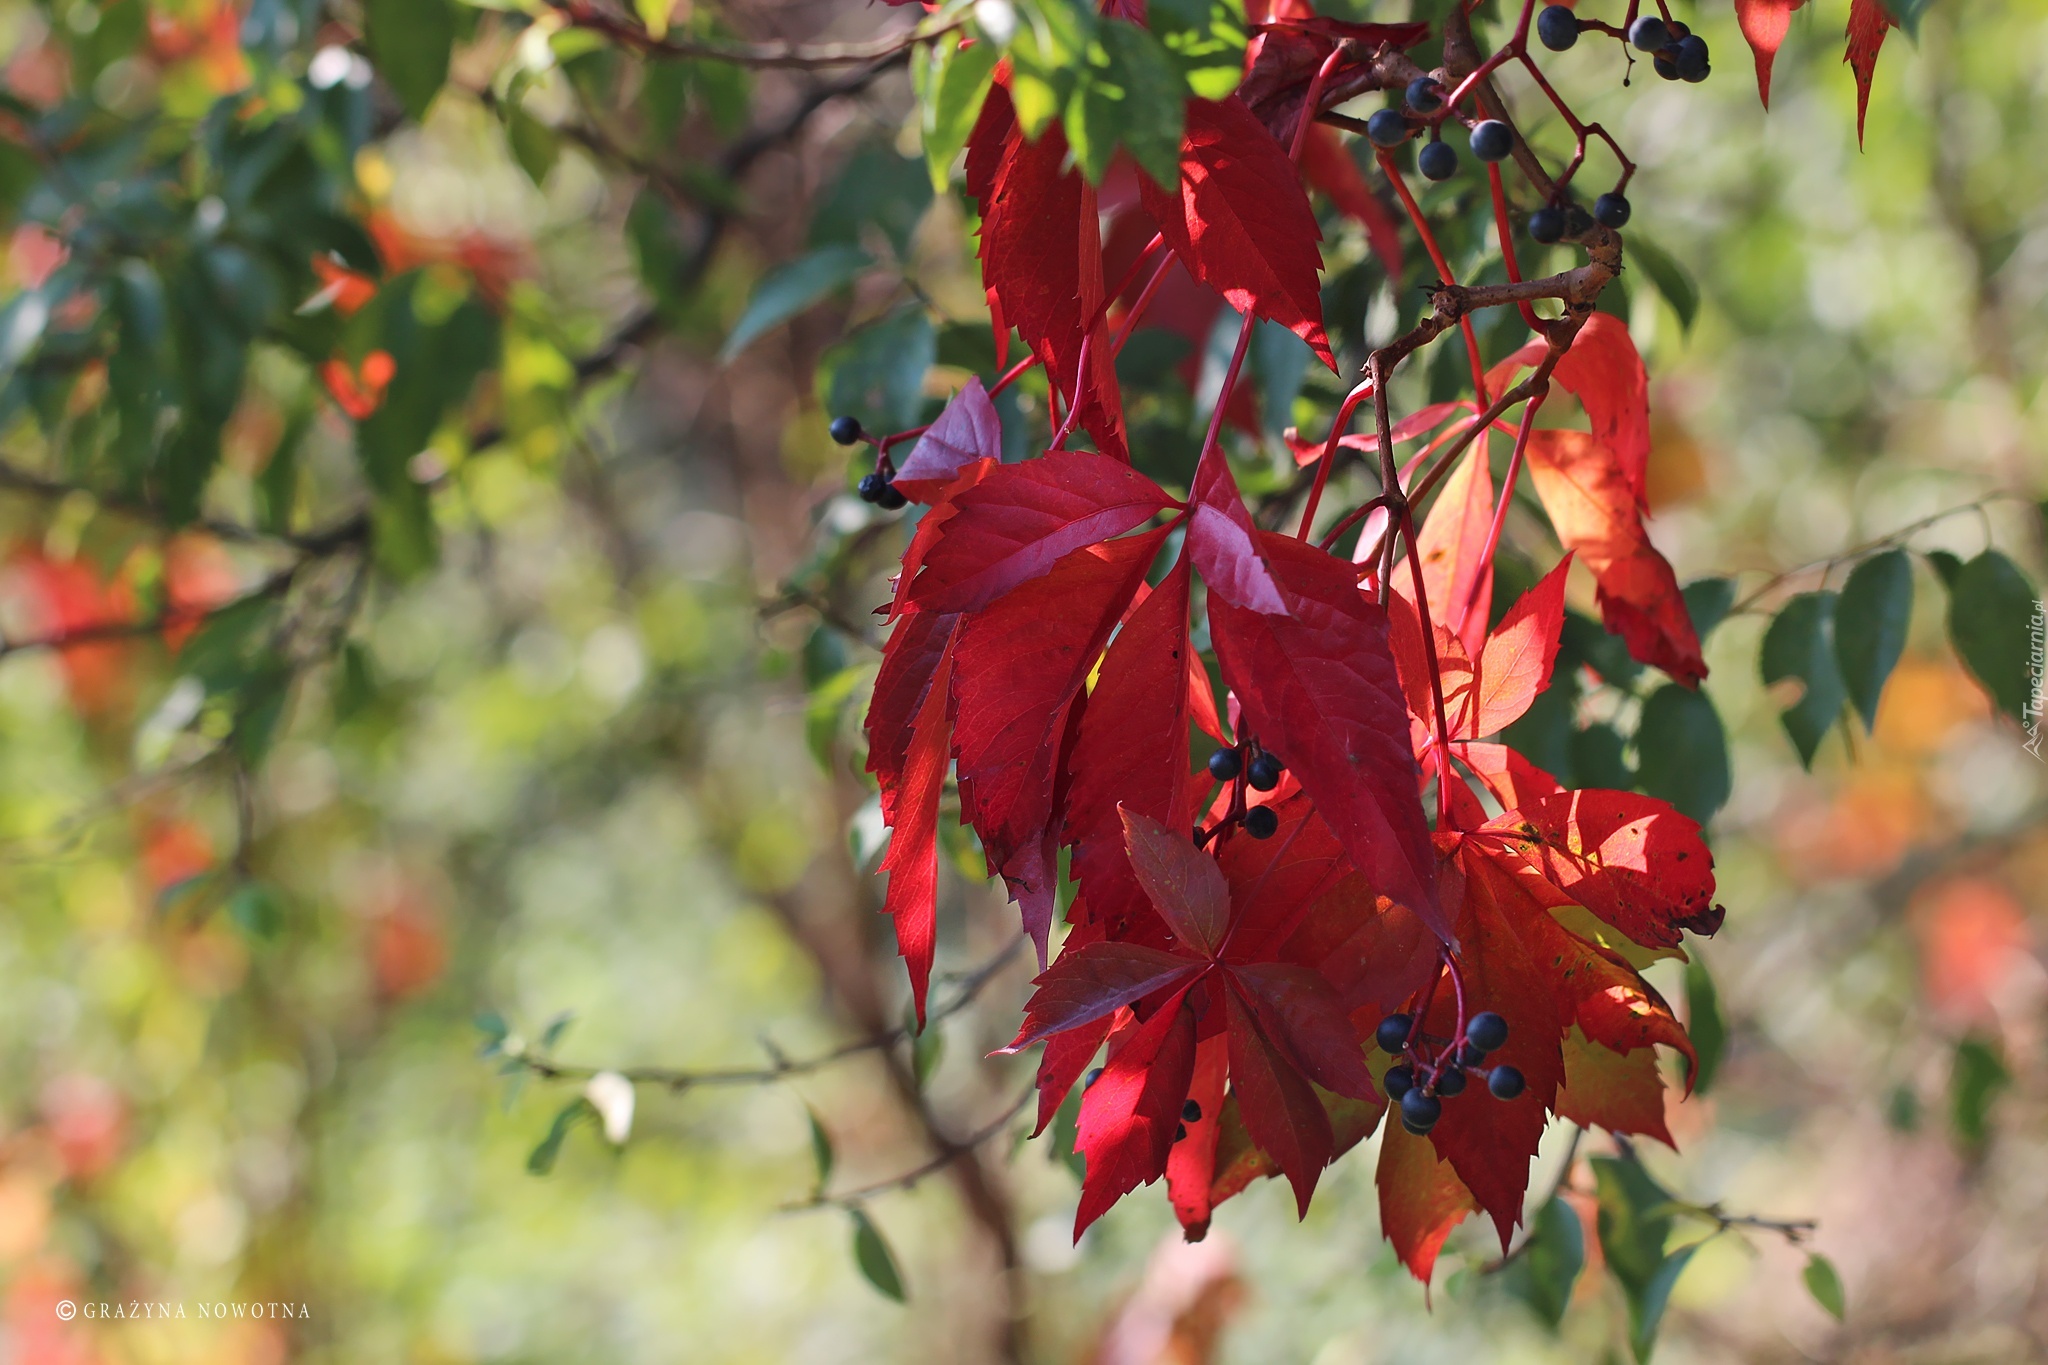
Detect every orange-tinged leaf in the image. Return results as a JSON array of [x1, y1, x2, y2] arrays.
[[1484, 788, 1720, 951], [1417, 446, 1494, 656], [1524, 428, 1706, 686], [1167, 1032, 1232, 1238], [1555, 1026, 1674, 1145], [1377, 1116, 1477, 1284]]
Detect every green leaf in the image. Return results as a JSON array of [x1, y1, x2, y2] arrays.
[[1564, 611, 1641, 688], [539, 1012, 575, 1051], [635, 0, 674, 39], [1626, 233, 1700, 333], [1760, 591, 1846, 767], [1634, 684, 1731, 824], [474, 1012, 510, 1055], [1592, 1153, 1675, 1296], [811, 145, 934, 261], [912, 1015, 945, 1089], [850, 1208, 907, 1302], [1508, 1195, 1586, 1328], [226, 882, 285, 940], [1946, 550, 2037, 722], [1681, 577, 1734, 642], [1008, 0, 1091, 138], [1067, 21, 1185, 187], [364, 0, 457, 123], [820, 307, 937, 433], [918, 34, 1002, 192], [1924, 548, 1963, 589], [1151, 0, 1247, 99], [721, 246, 874, 361], [1570, 722, 1633, 791], [504, 99, 560, 187], [1253, 318, 1314, 439], [1803, 1253, 1846, 1321], [1050, 1079, 1087, 1181], [1950, 1033, 2009, 1145], [1630, 1244, 1698, 1363], [808, 1109, 835, 1186], [1879, 0, 1929, 36], [528, 1099, 593, 1175], [1683, 954, 1725, 1094], [1834, 549, 1912, 730]]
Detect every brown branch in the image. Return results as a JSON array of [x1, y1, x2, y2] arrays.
[[784, 1083, 1035, 1211], [544, 2, 952, 69], [507, 935, 1024, 1091], [1726, 491, 2024, 615]]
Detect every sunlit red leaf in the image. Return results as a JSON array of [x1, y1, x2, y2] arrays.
[[1167, 1032, 1232, 1238], [878, 621, 957, 1022], [1076, 987, 1199, 1236], [893, 378, 1001, 501], [1416, 446, 1494, 656], [1207, 530, 1443, 937], [1138, 96, 1334, 370], [1733, 0, 1806, 108], [1483, 788, 1720, 951], [905, 452, 1173, 615], [1490, 314, 1652, 508]]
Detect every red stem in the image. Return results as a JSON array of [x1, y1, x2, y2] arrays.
[[1378, 150, 1489, 406], [1397, 503, 1458, 827], [1452, 389, 1545, 640], [1486, 163, 1546, 334], [1048, 329, 1092, 450], [1295, 379, 1375, 539]]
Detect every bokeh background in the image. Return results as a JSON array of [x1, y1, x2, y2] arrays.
[[0, 0, 2043, 1362]]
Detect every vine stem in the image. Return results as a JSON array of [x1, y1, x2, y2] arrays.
[[1453, 387, 1547, 642], [1379, 150, 1490, 405], [1295, 379, 1376, 539], [1398, 502, 1459, 828], [783, 1083, 1036, 1212], [1487, 162, 1547, 333]]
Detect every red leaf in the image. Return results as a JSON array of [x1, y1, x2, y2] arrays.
[[1206, 530, 1443, 938], [1556, 1026, 1674, 1146], [1075, 987, 1199, 1237], [967, 84, 1127, 459], [1065, 560, 1200, 938], [1453, 741, 1566, 812], [1416, 446, 1494, 657], [1484, 788, 1720, 951], [1033, 1010, 1113, 1136], [1524, 429, 1706, 686], [887, 459, 998, 620], [1166, 1032, 1232, 1238], [952, 532, 1166, 957], [1004, 941, 1201, 1052], [1425, 843, 1569, 1247], [877, 619, 958, 1023], [1734, 0, 1805, 107], [866, 607, 960, 824], [1138, 96, 1334, 370], [1376, 1116, 1476, 1285], [894, 378, 1001, 501], [1226, 962, 1379, 1101], [1224, 986, 1332, 1215], [906, 451, 1173, 615], [1298, 123, 1401, 278], [1122, 808, 1232, 957], [1845, 0, 1895, 146], [1187, 452, 1287, 614], [1239, 17, 1433, 144]]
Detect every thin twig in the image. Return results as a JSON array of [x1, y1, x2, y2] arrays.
[[785, 1083, 1036, 1211]]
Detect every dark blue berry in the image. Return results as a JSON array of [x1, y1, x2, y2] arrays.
[[1243, 805, 1278, 839], [1467, 1011, 1509, 1051], [1664, 18, 1690, 38], [857, 472, 888, 503], [1457, 1041, 1487, 1068], [1537, 4, 1580, 50], [1182, 1099, 1202, 1123], [1629, 14, 1671, 50], [875, 483, 908, 510], [1174, 1122, 1188, 1141], [1488, 1065, 1526, 1100], [1682, 60, 1710, 83], [1084, 1066, 1104, 1089], [1207, 747, 1243, 782], [1418, 140, 1458, 181], [1246, 751, 1283, 791], [1653, 52, 1680, 80], [1528, 206, 1566, 244], [829, 415, 863, 445], [1594, 192, 1631, 228], [1435, 1066, 1468, 1097], [1469, 119, 1514, 163], [1675, 34, 1710, 80], [1384, 1064, 1415, 1099], [1405, 77, 1443, 113], [1366, 109, 1410, 148], [1376, 1013, 1413, 1054], [1399, 1087, 1442, 1134]]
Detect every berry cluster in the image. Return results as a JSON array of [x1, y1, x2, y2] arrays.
[[1628, 13, 1712, 84], [830, 415, 909, 509], [1375, 1008, 1524, 1135], [1200, 743, 1285, 841]]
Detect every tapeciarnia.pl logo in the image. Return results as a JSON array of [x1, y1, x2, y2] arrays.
[[2025, 599, 2046, 761]]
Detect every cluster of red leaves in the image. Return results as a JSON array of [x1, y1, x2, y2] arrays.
[[865, 5, 1723, 1274], [1733, 0, 1897, 140]]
